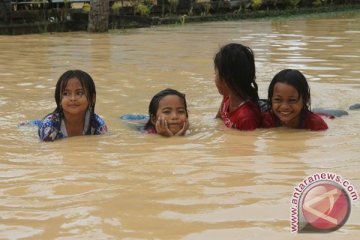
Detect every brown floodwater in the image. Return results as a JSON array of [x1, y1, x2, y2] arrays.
[[0, 12, 359, 239]]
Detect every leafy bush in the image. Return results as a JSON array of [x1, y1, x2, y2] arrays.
[[134, 2, 151, 16], [111, 1, 123, 12], [168, 0, 179, 14], [312, 0, 327, 6], [252, 0, 263, 10], [82, 3, 91, 13]]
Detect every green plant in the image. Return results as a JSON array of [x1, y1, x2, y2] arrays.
[[62, 0, 70, 22], [82, 3, 91, 13], [251, 0, 263, 10], [188, 5, 193, 16], [202, 2, 211, 16], [168, 0, 179, 14], [64, 0, 70, 8], [288, 0, 301, 8], [233, 0, 252, 14], [233, 6, 242, 14], [134, 3, 151, 16], [111, 1, 123, 12], [313, 0, 327, 6], [179, 14, 186, 25]]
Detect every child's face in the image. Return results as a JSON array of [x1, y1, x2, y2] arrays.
[[271, 82, 303, 128], [153, 95, 188, 135], [61, 77, 90, 117]]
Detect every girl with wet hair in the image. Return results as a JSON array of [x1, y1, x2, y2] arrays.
[[144, 88, 189, 137], [262, 69, 328, 131], [38, 70, 108, 141], [214, 43, 262, 130]]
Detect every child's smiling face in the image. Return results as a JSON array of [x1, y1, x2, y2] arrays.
[[152, 95, 188, 135], [61, 77, 90, 117], [271, 82, 303, 128]]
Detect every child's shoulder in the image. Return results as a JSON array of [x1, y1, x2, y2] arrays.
[[304, 111, 328, 131], [261, 111, 276, 128], [93, 113, 108, 134], [230, 101, 262, 130], [306, 111, 326, 121], [94, 113, 106, 123], [41, 112, 61, 125], [144, 126, 156, 134], [239, 100, 262, 117]]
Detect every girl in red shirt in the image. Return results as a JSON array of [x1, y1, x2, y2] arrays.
[[262, 69, 328, 131], [214, 43, 262, 130]]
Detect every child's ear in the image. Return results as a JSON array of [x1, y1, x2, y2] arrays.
[[92, 94, 96, 104]]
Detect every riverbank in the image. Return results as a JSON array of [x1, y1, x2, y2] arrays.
[[1, 3, 360, 35], [152, 4, 360, 25]]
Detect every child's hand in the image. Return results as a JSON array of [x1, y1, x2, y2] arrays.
[[155, 117, 189, 137], [174, 118, 189, 136], [155, 117, 174, 137]]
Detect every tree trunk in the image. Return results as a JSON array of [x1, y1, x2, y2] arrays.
[[0, 0, 11, 23], [88, 0, 110, 32]]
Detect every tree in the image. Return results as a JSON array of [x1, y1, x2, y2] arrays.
[[88, 0, 110, 32], [0, 0, 11, 23]]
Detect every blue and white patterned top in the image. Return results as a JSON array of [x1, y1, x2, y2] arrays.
[[38, 111, 107, 141]]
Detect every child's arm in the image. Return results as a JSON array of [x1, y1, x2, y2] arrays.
[[305, 112, 328, 131], [38, 119, 57, 141], [94, 114, 108, 134], [38, 114, 61, 142]]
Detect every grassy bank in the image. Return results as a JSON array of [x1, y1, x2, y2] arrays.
[[153, 4, 360, 26], [1, 3, 359, 35]]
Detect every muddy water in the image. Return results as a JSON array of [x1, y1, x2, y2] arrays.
[[0, 12, 359, 239]]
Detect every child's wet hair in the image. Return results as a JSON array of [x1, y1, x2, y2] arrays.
[[53, 69, 98, 134], [214, 43, 259, 103], [268, 69, 311, 111], [144, 88, 188, 130]]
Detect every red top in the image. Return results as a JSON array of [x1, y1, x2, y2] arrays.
[[262, 110, 328, 131], [144, 126, 156, 134], [220, 96, 262, 130]]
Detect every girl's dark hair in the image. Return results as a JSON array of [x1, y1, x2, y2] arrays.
[[53, 69, 97, 134], [267, 69, 311, 112], [144, 88, 188, 130], [214, 43, 259, 103]]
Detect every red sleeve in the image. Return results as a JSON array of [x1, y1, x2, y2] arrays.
[[304, 112, 328, 131]]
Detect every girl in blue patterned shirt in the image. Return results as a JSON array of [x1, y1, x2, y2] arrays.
[[38, 70, 107, 141]]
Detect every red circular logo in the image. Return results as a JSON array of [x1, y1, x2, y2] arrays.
[[301, 182, 350, 231]]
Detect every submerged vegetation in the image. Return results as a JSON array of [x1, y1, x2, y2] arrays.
[[0, 0, 359, 34]]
